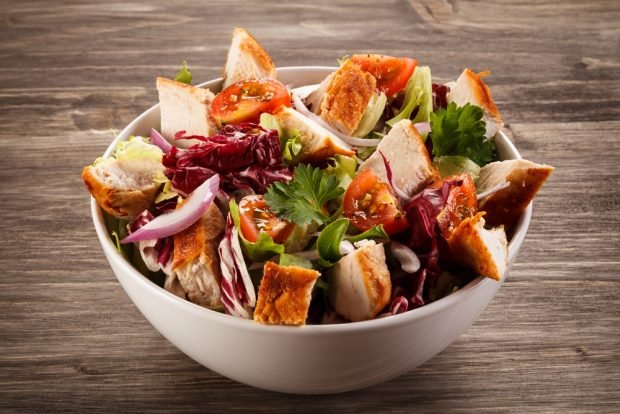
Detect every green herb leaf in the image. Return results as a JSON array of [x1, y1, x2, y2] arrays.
[[430, 102, 496, 166], [229, 200, 284, 261], [174, 60, 192, 85], [317, 218, 350, 263], [264, 164, 344, 226], [346, 225, 389, 243]]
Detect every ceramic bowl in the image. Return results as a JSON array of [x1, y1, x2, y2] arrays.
[[91, 67, 530, 394]]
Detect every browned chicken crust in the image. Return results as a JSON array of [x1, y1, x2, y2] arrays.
[[477, 160, 554, 231], [254, 262, 320, 326], [82, 162, 160, 220], [320, 60, 377, 135], [448, 213, 507, 281]]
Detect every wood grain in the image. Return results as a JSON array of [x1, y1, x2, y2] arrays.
[[1, 0, 618, 412]]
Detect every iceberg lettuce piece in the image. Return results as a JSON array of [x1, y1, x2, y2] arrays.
[[353, 92, 387, 138]]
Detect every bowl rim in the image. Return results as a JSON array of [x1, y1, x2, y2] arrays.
[[91, 65, 531, 335]]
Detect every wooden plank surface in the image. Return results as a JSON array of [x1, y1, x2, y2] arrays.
[[1, 0, 618, 412]]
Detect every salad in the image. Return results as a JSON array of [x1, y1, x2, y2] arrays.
[[83, 28, 553, 325]]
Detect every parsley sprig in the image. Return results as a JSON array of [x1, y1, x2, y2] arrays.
[[430, 102, 496, 166], [264, 164, 344, 226]]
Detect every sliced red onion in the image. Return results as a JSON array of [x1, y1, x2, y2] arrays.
[[291, 93, 381, 147], [390, 241, 421, 273], [477, 181, 510, 201], [150, 128, 172, 154], [121, 175, 220, 243], [339, 240, 355, 255], [379, 151, 411, 203], [413, 122, 431, 135]]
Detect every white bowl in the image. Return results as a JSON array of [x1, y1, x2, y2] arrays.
[[91, 67, 531, 394]]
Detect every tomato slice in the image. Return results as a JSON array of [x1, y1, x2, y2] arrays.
[[343, 168, 409, 235], [350, 55, 417, 97], [238, 195, 295, 244], [211, 78, 291, 126], [436, 174, 478, 239]]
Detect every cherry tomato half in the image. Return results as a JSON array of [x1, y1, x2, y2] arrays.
[[350, 55, 417, 97], [238, 195, 295, 244], [436, 174, 478, 239], [211, 78, 291, 126], [343, 168, 409, 235]]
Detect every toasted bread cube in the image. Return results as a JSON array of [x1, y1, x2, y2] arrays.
[[359, 119, 438, 197], [448, 213, 508, 281], [329, 242, 391, 322], [82, 158, 162, 220], [274, 106, 354, 163], [476, 159, 554, 230], [222, 27, 276, 88], [316, 60, 376, 135], [447, 68, 503, 139], [156, 77, 217, 147], [254, 262, 320, 326], [173, 203, 225, 309]]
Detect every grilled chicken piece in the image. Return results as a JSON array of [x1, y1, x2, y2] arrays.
[[359, 119, 438, 197], [156, 77, 217, 147], [82, 158, 162, 220], [274, 106, 354, 163], [254, 262, 320, 326], [447, 68, 503, 139], [222, 27, 276, 89], [307, 60, 376, 136], [172, 203, 225, 309], [447, 212, 508, 281], [476, 159, 554, 231], [328, 242, 391, 322]]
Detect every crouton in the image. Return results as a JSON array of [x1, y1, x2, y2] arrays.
[[359, 119, 438, 197], [254, 262, 320, 326], [222, 27, 276, 88], [447, 68, 503, 138], [476, 159, 554, 231], [447, 213, 508, 281], [173, 203, 225, 309], [329, 242, 391, 322], [156, 77, 217, 147]]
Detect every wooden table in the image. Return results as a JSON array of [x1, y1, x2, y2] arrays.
[[1, 0, 618, 412]]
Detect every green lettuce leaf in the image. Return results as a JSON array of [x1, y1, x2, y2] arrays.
[[259, 112, 283, 137], [387, 66, 432, 128], [279, 253, 314, 269], [260, 113, 302, 163], [353, 92, 387, 137], [346, 225, 389, 243], [323, 154, 357, 190], [229, 200, 285, 262], [174, 61, 192, 85], [317, 218, 350, 263], [434, 155, 481, 180]]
